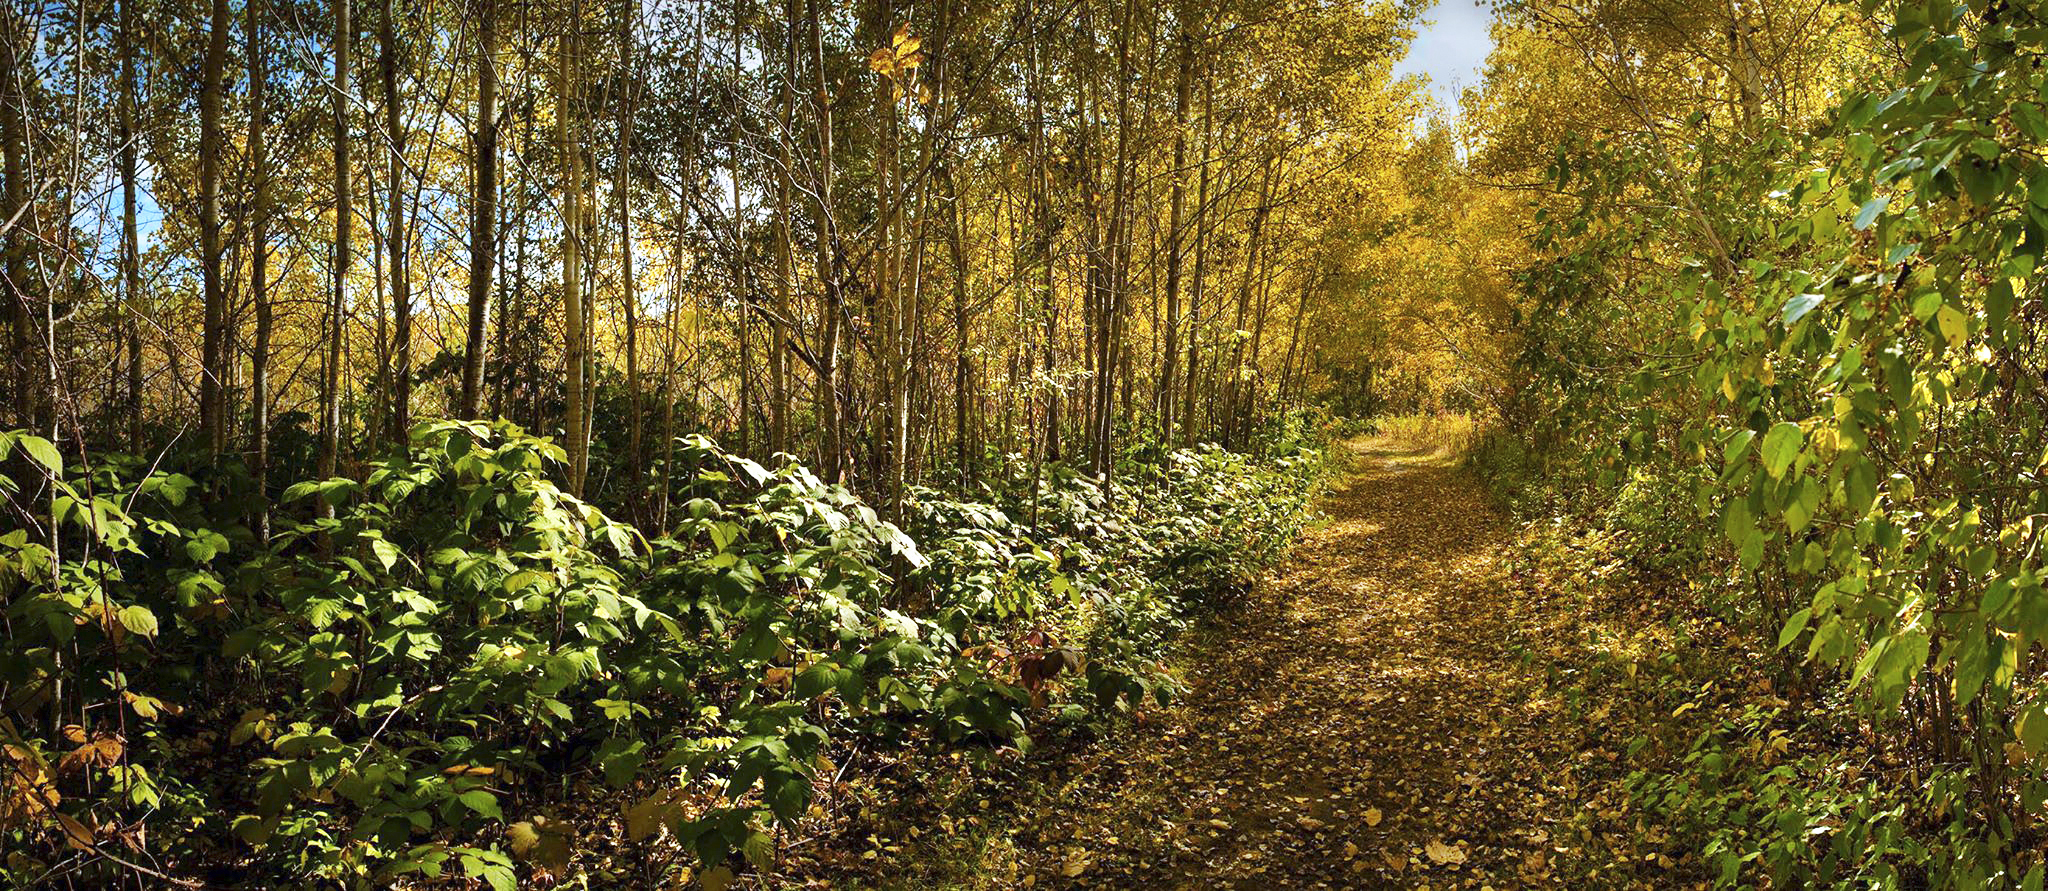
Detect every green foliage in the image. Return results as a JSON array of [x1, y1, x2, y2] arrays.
[[1488, 0, 2048, 882], [0, 421, 1325, 886]]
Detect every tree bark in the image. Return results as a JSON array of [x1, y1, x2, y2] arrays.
[[461, 0, 498, 419], [199, 0, 230, 454], [557, 15, 589, 495], [618, 0, 642, 511], [1180, 62, 1213, 447], [0, 8, 28, 429], [119, 0, 143, 450], [807, 0, 847, 483], [250, 0, 273, 540], [379, 0, 411, 442], [322, 0, 351, 501], [1158, 31, 1193, 438]]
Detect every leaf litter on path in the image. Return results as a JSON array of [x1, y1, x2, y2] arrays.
[[790, 436, 1709, 889]]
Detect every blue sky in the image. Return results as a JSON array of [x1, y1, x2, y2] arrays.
[[1391, 0, 1495, 115]]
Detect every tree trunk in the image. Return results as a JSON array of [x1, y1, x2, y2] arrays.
[[249, 0, 273, 541], [1180, 63, 1213, 447], [618, 0, 643, 512], [461, 0, 497, 419], [807, 0, 847, 483], [1158, 32, 1193, 438], [557, 17, 589, 495], [731, 0, 752, 456], [0, 9, 28, 429], [769, 0, 797, 459], [199, 0, 230, 454], [380, 0, 411, 442], [119, 0, 143, 450], [322, 0, 351, 512]]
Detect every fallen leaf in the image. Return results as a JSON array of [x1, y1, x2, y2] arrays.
[[1061, 852, 1091, 877], [1425, 839, 1467, 865]]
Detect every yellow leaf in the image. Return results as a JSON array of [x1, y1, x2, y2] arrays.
[[1937, 304, 1968, 349], [1425, 839, 1467, 865], [55, 813, 95, 851], [1364, 807, 1382, 827], [506, 821, 539, 856], [701, 865, 735, 891]]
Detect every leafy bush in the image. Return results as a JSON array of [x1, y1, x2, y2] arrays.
[[1484, 0, 2048, 881], [0, 421, 1326, 887]]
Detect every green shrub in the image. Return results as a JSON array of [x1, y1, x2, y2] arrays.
[[0, 421, 1328, 887]]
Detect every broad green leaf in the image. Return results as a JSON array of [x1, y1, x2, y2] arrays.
[[117, 605, 159, 638], [370, 538, 402, 572], [1778, 607, 1812, 650], [1784, 477, 1819, 534], [16, 435, 61, 474], [458, 789, 502, 821], [1761, 422, 1802, 478], [1783, 293, 1824, 324]]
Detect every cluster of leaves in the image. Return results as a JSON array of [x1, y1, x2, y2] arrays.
[[0, 421, 1324, 887], [1482, 0, 2048, 883]]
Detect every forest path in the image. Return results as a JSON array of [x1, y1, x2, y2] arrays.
[[1001, 436, 1584, 888]]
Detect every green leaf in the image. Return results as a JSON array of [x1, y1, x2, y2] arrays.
[[370, 538, 402, 572], [459, 849, 515, 891], [2018, 702, 2048, 758], [16, 435, 61, 474], [1783, 293, 1824, 324], [458, 790, 502, 822], [742, 830, 775, 869], [1761, 422, 1802, 478], [1844, 457, 1878, 515], [1784, 477, 1819, 534], [1778, 607, 1813, 650], [1853, 195, 1888, 230], [117, 605, 159, 638], [1723, 498, 1755, 544], [1954, 631, 1992, 709]]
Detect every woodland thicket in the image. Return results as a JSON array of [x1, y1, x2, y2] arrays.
[[0, 0, 1409, 885], [13, 0, 2048, 884], [1470, 0, 2048, 884]]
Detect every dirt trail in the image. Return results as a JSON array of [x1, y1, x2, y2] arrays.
[[1004, 437, 1590, 888]]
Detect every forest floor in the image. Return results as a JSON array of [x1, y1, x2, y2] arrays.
[[786, 434, 1724, 889]]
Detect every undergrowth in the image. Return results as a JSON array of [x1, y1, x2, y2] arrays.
[[0, 420, 1327, 889], [1473, 424, 2048, 889]]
